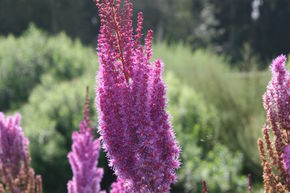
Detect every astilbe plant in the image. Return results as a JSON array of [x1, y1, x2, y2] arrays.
[[258, 55, 290, 192], [0, 112, 42, 193], [67, 88, 104, 193], [95, 0, 180, 192]]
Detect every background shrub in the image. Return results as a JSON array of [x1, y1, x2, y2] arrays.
[[166, 72, 247, 193], [155, 44, 268, 174], [0, 25, 95, 111]]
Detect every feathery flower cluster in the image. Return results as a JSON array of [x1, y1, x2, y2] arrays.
[[0, 112, 42, 193], [67, 89, 104, 193], [264, 55, 290, 132], [96, 0, 180, 192], [258, 55, 290, 192], [110, 178, 130, 193]]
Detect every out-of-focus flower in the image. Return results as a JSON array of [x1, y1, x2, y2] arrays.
[[67, 89, 104, 193], [0, 112, 42, 193]]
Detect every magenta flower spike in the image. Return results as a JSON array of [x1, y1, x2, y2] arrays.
[[0, 112, 43, 193], [67, 89, 104, 193], [0, 112, 29, 193], [260, 55, 290, 188], [263, 54, 290, 131], [0, 113, 28, 178], [96, 0, 180, 192]]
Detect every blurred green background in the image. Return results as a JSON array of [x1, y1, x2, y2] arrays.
[[0, 0, 290, 192]]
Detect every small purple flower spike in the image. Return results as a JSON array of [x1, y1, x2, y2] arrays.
[[0, 112, 30, 193], [0, 113, 28, 177], [67, 88, 104, 193]]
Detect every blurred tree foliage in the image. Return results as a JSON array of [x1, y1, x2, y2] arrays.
[[0, 0, 98, 43], [209, 0, 290, 66], [166, 72, 247, 193], [0, 25, 96, 111], [154, 44, 268, 177], [0, 0, 289, 66]]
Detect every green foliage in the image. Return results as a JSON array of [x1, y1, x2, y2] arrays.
[[155, 44, 267, 174], [198, 144, 246, 193], [166, 73, 247, 193], [166, 72, 218, 151], [0, 25, 96, 110]]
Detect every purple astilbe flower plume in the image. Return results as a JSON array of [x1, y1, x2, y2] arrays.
[[96, 0, 180, 192], [0, 113, 28, 193], [0, 112, 42, 193], [67, 88, 104, 193], [258, 55, 290, 192], [263, 55, 290, 183], [263, 54, 290, 132], [0, 113, 28, 177]]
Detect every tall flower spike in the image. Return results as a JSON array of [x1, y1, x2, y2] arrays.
[[67, 89, 104, 193], [0, 112, 42, 193], [258, 55, 290, 192], [263, 54, 290, 132], [96, 0, 180, 192]]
